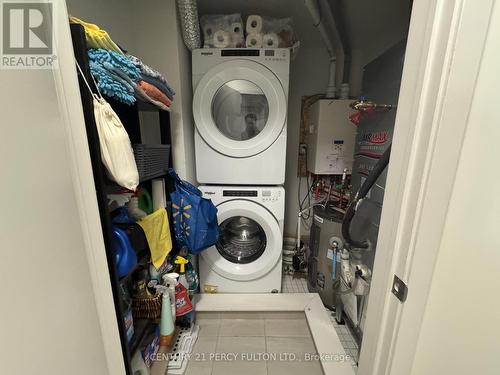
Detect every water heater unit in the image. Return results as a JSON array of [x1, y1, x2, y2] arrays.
[[306, 99, 357, 175]]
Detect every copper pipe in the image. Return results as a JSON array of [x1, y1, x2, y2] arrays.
[[350, 99, 395, 112]]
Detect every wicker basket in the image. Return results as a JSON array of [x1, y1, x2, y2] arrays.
[[132, 293, 162, 319]]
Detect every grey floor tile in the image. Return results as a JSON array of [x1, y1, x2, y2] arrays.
[[265, 318, 311, 337], [219, 318, 265, 336], [267, 359, 324, 375], [212, 359, 267, 375], [216, 336, 266, 354]]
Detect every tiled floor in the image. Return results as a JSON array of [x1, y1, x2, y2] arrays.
[[282, 274, 360, 366], [185, 274, 358, 375], [185, 311, 322, 375]]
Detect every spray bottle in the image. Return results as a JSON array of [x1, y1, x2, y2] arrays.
[[154, 284, 175, 347], [162, 272, 179, 321], [174, 256, 189, 289]]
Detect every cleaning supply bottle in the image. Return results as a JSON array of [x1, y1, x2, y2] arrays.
[[127, 194, 147, 220], [185, 263, 199, 293], [154, 285, 175, 347], [175, 256, 189, 289], [162, 272, 179, 321]]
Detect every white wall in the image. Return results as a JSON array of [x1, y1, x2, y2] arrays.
[[130, 0, 196, 183], [284, 47, 330, 236], [0, 1, 120, 374], [66, 0, 134, 48], [331, 0, 411, 96], [410, 3, 500, 373]]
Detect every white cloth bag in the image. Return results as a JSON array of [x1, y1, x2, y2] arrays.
[[76, 60, 139, 191], [92, 96, 139, 190]]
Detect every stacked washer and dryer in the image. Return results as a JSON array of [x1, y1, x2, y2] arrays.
[[192, 48, 290, 293]]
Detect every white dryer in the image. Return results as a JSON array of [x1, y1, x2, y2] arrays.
[[198, 186, 284, 293], [192, 49, 290, 185]]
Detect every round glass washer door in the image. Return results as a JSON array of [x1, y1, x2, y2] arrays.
[[216, 216, 267, 264], [200, 199, 282, 281], [193, 59, 287, 158]]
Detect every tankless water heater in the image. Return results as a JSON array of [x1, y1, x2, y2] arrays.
[[306, 99, 357, 175]]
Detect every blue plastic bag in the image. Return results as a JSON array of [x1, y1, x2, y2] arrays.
[[169, 169, 219, 254]]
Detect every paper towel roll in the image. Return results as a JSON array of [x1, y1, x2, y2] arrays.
[[263, 33, 280, 48], [246, 15, 263, 34], [152, 179, 167, 210], [213, 30, 230, 48], [246, 33, 263, 48]]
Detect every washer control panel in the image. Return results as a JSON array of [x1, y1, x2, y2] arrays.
[[261, 189, 282, 202]]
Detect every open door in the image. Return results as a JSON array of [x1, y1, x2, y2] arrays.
[[358, 1, 495, 374]]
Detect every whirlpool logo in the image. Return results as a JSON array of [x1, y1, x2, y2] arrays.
[[1, 1, 57, 68]]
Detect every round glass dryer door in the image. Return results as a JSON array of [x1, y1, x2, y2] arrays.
[[193, 60, 287, 158], [200, 199, 282, 281], [216, 216, 267, 263], [212, 80, 269, 141]]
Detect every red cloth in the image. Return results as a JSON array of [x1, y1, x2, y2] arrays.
[[138, 80, 172, 108]]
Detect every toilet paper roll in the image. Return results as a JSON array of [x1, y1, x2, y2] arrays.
[[202, 24, 214, 37], [230, 22, 244, 35], [262, 33, 280, 48], [246, 33, 263, 48], [246, 15, 263, 34], [213, 30, 230, 48]]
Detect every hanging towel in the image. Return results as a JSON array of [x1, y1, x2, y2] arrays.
[[137, 208, 173, 269], [70, 16, 124, 54]]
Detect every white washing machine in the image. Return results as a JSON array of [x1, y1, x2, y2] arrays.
[[192, 48, 290, 185], [198, 185, 284, 293]]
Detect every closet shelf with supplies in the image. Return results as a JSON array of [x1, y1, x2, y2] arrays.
[[70, 21, 175, 374]]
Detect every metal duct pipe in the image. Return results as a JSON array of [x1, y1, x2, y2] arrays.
[[304, 0, 337, 98], [176, 0, 201, 51]]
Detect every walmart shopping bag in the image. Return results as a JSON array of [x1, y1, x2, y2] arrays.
[[168, 169, 219, 254]]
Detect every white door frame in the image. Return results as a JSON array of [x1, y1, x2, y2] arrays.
[[358, 0, 494, 374]]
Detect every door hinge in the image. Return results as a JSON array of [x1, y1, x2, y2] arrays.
[[391, 275, 408, 302]]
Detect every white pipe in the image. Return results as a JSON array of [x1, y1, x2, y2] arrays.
[[296, 203, 327, 252], [304, 0, 337, 98], [326, 57, 337, 98]]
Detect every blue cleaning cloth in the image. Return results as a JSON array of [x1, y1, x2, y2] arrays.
[[127, 54, 175, 98], [140, 74, 175, 101], [88, 48, 141, 104]]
